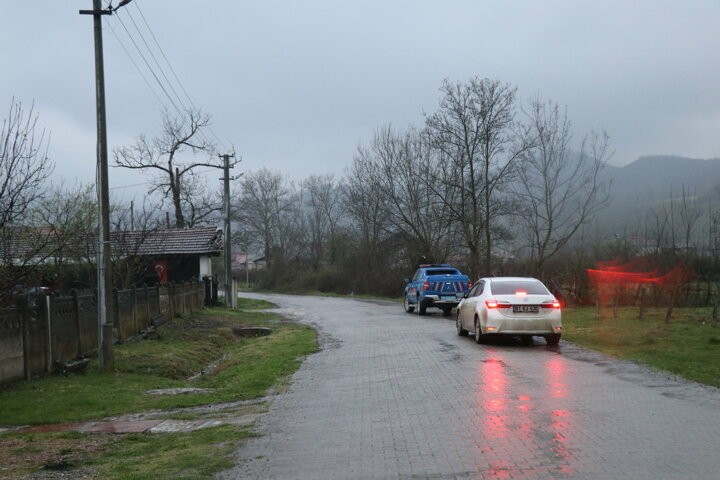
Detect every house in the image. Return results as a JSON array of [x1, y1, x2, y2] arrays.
[[113, 227, 223, 284]]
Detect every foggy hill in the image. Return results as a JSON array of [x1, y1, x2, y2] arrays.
[[596, 155, 720, 235]]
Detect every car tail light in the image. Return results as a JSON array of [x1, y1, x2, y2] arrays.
[[423, 282, 430, 291], [541, 301, 561, 309], [485, 299, 511, 309]]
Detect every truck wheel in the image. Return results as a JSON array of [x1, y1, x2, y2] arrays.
[[403, 297, 415, 313], [418, 300, 427, 315], [441, 306, 452, 316]]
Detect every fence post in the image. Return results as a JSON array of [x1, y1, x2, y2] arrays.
[[20, 296, 31, 381], [132, 286, 138, 334], [182, 281, 187, 314], [144, 284, 150, 326], [169, 282, 175, 319], [112, 288, 121, 341], [45, 295, 55, 373], [73, 290, 82, 357]]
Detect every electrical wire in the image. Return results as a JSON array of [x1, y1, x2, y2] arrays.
[[108, 1, 231, 152]]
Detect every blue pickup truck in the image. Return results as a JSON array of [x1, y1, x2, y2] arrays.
[[403, 264, 471, 316]]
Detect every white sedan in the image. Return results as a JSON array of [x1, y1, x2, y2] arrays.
[[456, 277, 562, 346]]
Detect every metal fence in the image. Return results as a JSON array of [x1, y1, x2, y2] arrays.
[[0, 281, 205, 386]]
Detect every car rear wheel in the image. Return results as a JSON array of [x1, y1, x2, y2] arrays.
[[474, 317, 484, 344], [545, 333, 561, 346], [403, 297, 415, 313], [456, 314, 468, 336]]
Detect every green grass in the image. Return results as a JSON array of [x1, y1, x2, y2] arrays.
[[0, 302, 316, 425], [0, 302, 318, 479], [563, 306, 720, 387], [95, 426, 253, 480]]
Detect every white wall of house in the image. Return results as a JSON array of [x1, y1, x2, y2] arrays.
[[199, 256, 212, 280]]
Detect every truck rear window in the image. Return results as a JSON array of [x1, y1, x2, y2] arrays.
[[426, 269, 460, 276]]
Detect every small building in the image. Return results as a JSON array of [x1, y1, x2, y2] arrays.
[[113, 227, 223, 285]]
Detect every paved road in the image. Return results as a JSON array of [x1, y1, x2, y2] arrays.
[[221, 294, 720, 480]]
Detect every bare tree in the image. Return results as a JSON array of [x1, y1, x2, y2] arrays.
[[345, 154, 394, 289], [0, 99, 54, 301], [233, 168, 297, 268], [424, 77, 522, 277], [514, 98, 612, 276], [113, 108, 226, 228], [34, 183, 97, 267], [0, 99, 53, 229], [354, 125, 455, 265], [301, 174, 345, 269], [676, 184, 702, 255]]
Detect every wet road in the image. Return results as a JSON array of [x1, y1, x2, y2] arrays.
[[221, 294, 720, 480]]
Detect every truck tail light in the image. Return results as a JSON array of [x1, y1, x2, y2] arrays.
[[423, 282, 430, 291], [467, 281, 473, 289]]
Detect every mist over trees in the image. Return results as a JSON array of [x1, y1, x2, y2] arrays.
[[232, 77, 621, 298], [6, 77, 720, 305]]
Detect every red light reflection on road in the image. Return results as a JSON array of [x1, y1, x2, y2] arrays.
[[546, 357, 574, 475], [476, 356, 576, 478], [547, 355, 568, 399], [480, 358, 508, 440]]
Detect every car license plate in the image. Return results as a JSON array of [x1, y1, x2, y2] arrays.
[[513, 305, 539, 313]]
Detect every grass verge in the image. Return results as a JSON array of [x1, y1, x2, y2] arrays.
[[563, 305, 720, 387], [0, 297, 318, 479]]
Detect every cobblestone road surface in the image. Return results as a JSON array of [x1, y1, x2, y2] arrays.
[[220, 294, 720, 480]]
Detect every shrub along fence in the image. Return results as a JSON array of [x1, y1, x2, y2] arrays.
[[0, 281, 205, 387]]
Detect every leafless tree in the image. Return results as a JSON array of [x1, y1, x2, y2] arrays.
[[0, 99, 53, 229], [110, 201, 168, 289], [113, 108, 227, 228], [676, 184, 702, 255], [233, 168, 298, 268], [514, 98, 612, 276], [424, 78, 523, 277], [354, 125, 455, 265], [34, 183, 97, 267], [345, 154, 393, 286], [301, 174, 345, 269], [0, 99, 55, 301]]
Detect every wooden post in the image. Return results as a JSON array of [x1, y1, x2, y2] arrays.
[[21, 296, 31, 381], [73, 290, 82, 356], [45, 295, 55, 373]]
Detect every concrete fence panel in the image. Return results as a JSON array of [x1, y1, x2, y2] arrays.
[[1, 281, 205, 386]]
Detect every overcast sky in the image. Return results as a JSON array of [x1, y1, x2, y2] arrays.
[[2, 1, 720, 203]]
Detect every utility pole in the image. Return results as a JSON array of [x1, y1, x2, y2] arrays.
[[80, 0, 133, 371], [220, 153, 235, 308]]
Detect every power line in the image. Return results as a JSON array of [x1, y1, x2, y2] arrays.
[[105, 19, 166, 108], [106, 1, 230, 152]]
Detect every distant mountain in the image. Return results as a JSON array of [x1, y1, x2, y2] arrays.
[[605, 155, 720, 203], [596, 155, 720, 235]]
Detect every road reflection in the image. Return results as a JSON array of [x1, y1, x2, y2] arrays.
[[477, 353, 575, 478]]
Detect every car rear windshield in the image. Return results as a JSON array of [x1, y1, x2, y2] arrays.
[[426, 269, 460, 276], [490, 280, 549, 295]]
